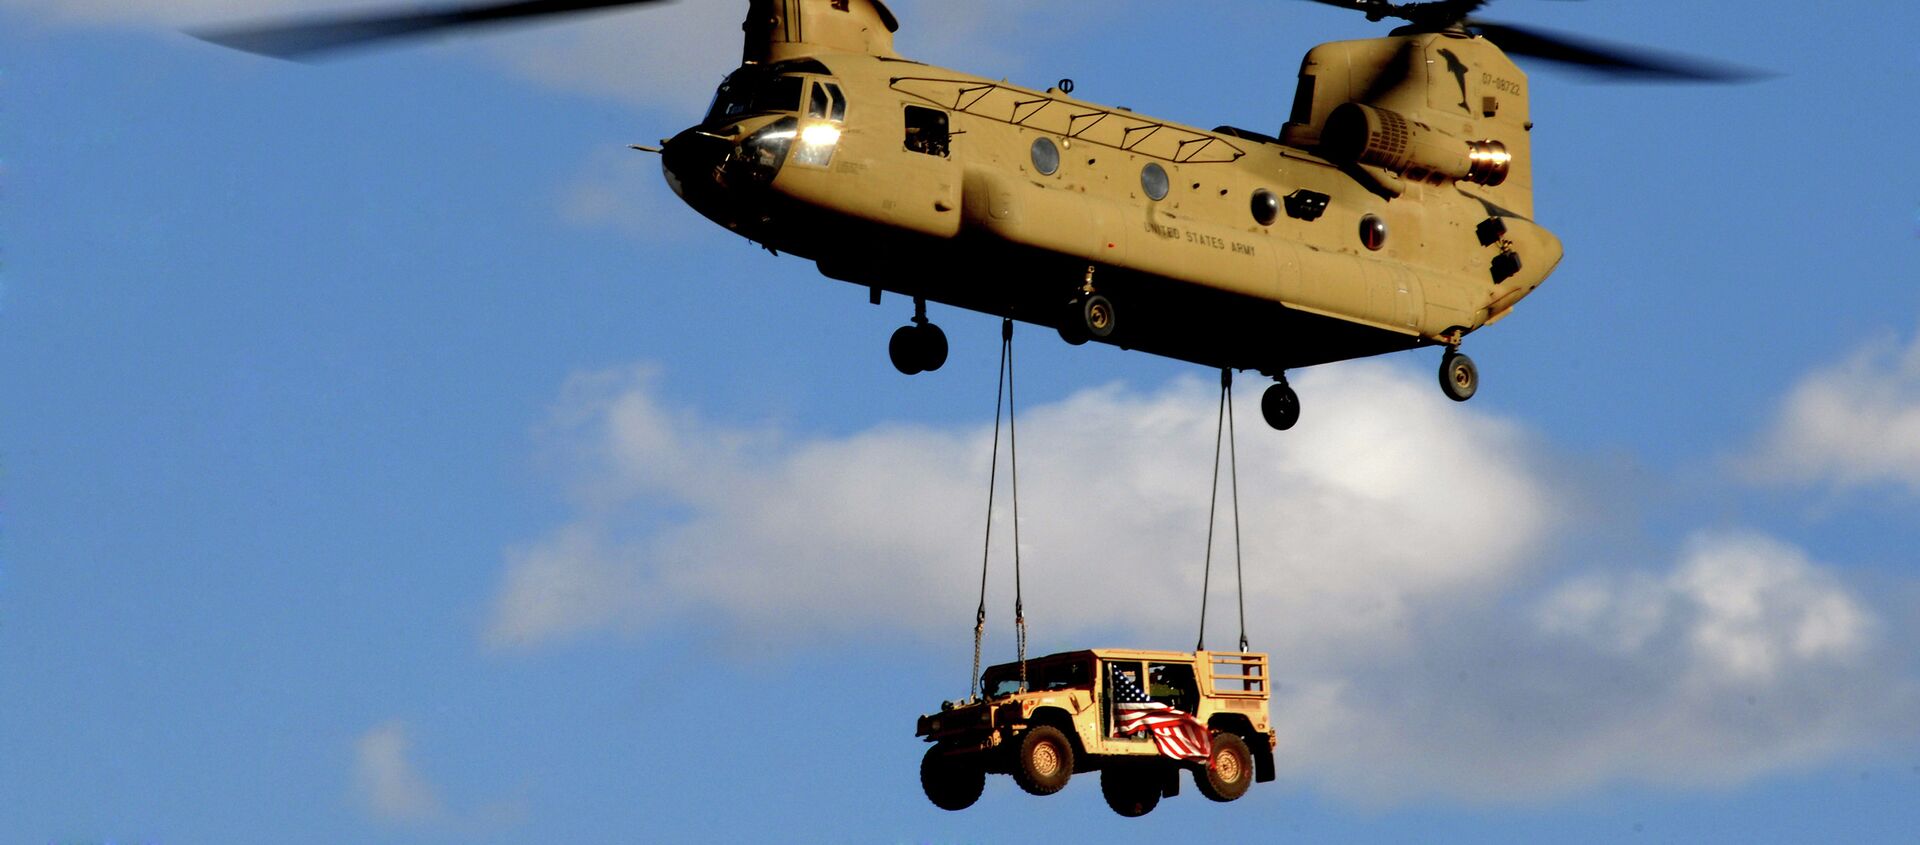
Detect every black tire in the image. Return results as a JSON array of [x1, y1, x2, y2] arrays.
[[1011, 725, 1074, 796], [1100, 765, 1162, 818], [1195, 732, 1253, 803], [1057, 309, 1090, 346], [1440, 352, 1478, 402], [889, 326, 923, 375], [920, 745, 985, 812], [1261, 382, 1301, 431], [917, 323, 949, 372], [1082, 294, 1117, 339]]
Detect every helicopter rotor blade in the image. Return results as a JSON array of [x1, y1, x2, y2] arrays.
[[192, 0, 671, 60], [1466, 20, 1766, 81], [1288, 0, 1490, 25]]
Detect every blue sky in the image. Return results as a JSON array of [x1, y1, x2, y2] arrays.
[[4, 0, 1919, 841]]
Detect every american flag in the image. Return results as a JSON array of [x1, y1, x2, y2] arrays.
[[1111, 668, 1212, 762]]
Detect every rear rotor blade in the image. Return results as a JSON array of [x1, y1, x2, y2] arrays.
[[192, 0, 670, 60], [1468, 20, 1765, 81]]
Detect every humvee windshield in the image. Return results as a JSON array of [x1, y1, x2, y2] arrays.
[[982, 657, 1091, 697]]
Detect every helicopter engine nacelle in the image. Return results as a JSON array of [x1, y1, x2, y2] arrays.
[[1321, 102, 1511, 187]]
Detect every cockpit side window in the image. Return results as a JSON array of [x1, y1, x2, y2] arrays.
[[824, 83, 847, 121], [805, 81, 848, 122], [808, 82, 831, 119]]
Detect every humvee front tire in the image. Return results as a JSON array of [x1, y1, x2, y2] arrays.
[[1195, 731, 1253, 802], [1100, 765, 1162, 817], [920, 745, 985, 811], [1011, 725, 1074, 796]]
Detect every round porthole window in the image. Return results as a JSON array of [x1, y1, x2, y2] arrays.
[[1031, 137, 1061, 176], [1140, 162, 1169, 201], [1251, 189, 1279, 226], [1359, 214, 1388, 250]]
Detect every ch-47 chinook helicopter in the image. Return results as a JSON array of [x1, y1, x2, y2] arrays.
[[197, 0, 1748, 430]]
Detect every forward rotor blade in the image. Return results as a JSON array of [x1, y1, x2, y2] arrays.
[[1468, 20, 1765, 81], [1287, 0, 1490, 25], [192, 0, 670, 60]]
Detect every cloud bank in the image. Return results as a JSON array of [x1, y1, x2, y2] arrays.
[[486, 360, 1919, 803], [1747, 327, 1920, 494]]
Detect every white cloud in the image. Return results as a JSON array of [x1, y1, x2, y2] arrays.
[[485, 360, 1920, 803], [486, 362, 1554, 655], [352, 720, 443, 825], [1746, 327, 1920, 493]]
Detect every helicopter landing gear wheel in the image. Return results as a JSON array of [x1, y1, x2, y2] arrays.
[[1261, 381, 1301, 431], [1081, 294, 1116, 339], [1057, 311, 1090, 346], [888, 320, 948, 375], [1439, 351, 1477, 402]]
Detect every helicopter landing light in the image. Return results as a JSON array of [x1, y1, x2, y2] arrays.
[[800, 123, 842, 147], [793, 122, 843, 167]]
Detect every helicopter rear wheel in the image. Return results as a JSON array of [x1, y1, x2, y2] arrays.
[[1082, 294, 1117, 339], [1439, 351, 1477, 402], [1261, 381, 1301, 431], [889, 323, 949, 375], [1058, 315, 1090, 346]]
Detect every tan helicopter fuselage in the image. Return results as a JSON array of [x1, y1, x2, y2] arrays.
[[662, 0, 1562, 375]]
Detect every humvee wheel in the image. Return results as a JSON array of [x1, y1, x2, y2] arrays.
[[920, 745, 985, 812], [1100, 765, 1162, 818], [1439, 351, 1477, 402], [1011, 725, 1074, 796], [1195, 732, 1253, 803]]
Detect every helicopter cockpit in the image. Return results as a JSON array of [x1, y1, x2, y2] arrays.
[[699, 60, 851, 179]]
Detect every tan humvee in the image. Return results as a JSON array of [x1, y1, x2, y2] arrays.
[[916, 648, 1273, 817]]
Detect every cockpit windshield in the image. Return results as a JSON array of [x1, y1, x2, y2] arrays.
[[705, 73, 805, 125]]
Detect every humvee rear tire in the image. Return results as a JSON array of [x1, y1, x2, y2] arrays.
[[920, 745, 985, 812], [1100, 766, 1162, 817], [1011, 725, 1074, 796], [1195, 731, 1253, 802]]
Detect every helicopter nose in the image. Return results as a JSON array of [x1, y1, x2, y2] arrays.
[[660, 127, 734, 201]]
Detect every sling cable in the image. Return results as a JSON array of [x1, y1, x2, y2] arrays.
[[1196, 368, 1250, 654], [969, 318, 1028, 702]]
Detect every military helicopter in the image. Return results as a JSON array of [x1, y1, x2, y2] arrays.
[[196, 0, 1748, 430]]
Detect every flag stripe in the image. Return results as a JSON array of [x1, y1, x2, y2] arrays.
[[1111, 672, 1212, 762]]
